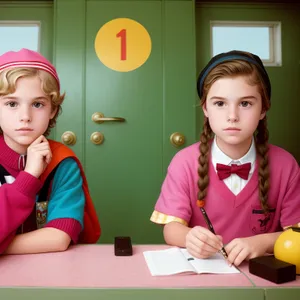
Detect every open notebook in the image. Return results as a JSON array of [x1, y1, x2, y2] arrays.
[[143, 247, 240, 276]]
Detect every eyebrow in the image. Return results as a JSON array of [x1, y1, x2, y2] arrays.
[[209, 96, 258, 101], [1, 96, 49, 101], [0, 96, 16, 100]]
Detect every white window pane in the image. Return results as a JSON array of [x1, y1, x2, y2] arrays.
[[0, 24, 40, 55], [212, 26, 270, 60]]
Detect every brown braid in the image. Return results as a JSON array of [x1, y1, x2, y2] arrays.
[[197, 118, 213, 203], [255, 117, 270, 213]]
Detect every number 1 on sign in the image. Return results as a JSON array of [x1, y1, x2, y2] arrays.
[[116, 29, 127, 61]]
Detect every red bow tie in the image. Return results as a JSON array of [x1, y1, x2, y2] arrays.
[[216, 163, 251, 180]]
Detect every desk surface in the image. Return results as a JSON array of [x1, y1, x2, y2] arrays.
[[1, 245, 299, 300], [0, 244, 253, 288]]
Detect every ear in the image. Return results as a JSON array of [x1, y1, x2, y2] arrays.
[[202, 103, 209, 118], [50, 106, 58, 119], [259, 110, 266, 120]]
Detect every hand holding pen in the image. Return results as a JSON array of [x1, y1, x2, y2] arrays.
[[198, 205, 228, 260], [185, 223, 226, 260]]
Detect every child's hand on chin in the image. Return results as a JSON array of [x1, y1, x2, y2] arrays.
[[24, 135, 52, 178]]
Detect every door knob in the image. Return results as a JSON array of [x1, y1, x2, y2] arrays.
[[170, 132, 185, 147], [61, 131, 76, 145], [92, 112, 125, 124], [90, 132, 104, 145]]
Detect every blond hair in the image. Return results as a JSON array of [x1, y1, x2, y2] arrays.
[[0, 67, 65, 136]]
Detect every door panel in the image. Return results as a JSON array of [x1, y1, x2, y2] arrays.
[[196, 2, 300, 162], [86, 1, 163, 243]]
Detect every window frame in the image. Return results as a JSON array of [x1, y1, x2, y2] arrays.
[[0, 21, 41, 54], [210, 21, 282, 66]]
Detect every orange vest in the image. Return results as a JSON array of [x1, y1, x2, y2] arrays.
[[40, 140, 101, 244]]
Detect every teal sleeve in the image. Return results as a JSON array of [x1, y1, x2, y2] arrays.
[[46, 158, 85, 227]]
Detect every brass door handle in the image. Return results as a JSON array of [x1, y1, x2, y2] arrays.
[[92, 112, 125, 124], [90, 132, 104, 145], [61, 131, 77, 146], [170, 132, 185, 147]]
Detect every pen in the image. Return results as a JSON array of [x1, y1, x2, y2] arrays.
[[199, 206, 228, 260]]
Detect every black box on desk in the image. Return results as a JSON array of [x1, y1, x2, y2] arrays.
[[249, 255, 296, 284]]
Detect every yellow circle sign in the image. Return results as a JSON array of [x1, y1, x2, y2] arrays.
[[95, 18, 152, 72]]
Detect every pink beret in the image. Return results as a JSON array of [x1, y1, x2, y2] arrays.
[[0, 48, 60, 89]]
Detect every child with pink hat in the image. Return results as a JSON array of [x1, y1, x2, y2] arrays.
[[0, 49, 100, 254]]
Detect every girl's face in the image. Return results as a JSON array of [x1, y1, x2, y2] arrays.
[[0, 76, 57, 154], [203, 75, 265, 156]]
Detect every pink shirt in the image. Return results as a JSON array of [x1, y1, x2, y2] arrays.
[[151, 142, 300, 244]]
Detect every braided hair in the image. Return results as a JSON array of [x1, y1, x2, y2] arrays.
[[196, 51, 271, 213]]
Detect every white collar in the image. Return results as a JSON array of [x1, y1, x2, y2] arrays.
[[211, 136, 256, 169]]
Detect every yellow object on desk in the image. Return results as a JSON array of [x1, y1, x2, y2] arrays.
[[274, 227, 300, 274]]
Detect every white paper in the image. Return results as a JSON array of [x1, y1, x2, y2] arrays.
[[143, 247, 240, 276], [180, 249, 240, 274], [143, 247, 196, 276]]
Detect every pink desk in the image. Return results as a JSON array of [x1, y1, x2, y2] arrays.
[[0, 245, 295, 300], [0, 245, 252, 288]]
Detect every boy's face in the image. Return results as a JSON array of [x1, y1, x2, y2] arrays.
[[0, 75, 57, 154], [202, 75, 266, 154]]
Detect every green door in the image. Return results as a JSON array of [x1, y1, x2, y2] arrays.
[[196, 2, 300, 162], [54, 0, 197, 244], [85, 1, 164, 243]]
